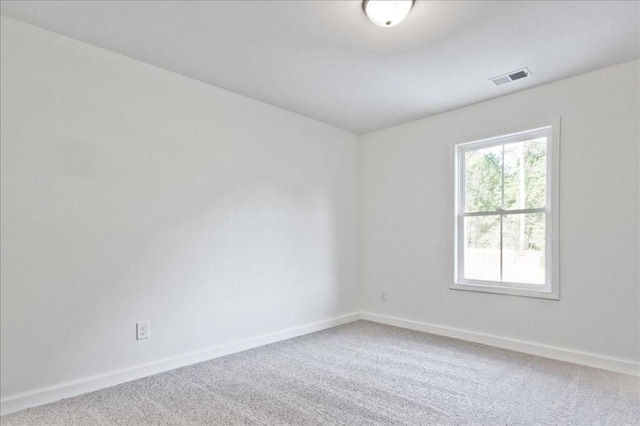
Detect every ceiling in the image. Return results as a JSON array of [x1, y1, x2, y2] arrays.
[[1, 1, 638, 135]]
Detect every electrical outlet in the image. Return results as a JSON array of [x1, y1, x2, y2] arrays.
[[380, 291, 387, 302], [136, 321, 150, 340]]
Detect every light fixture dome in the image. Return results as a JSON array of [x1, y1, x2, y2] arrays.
[[363, 0, 415, 28]]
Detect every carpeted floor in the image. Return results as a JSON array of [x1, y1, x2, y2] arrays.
[[2, 320, 639, 425]]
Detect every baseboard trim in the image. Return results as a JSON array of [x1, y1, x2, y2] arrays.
[[361, 312, 639, 376], [4, 311, 637, 416], [0, 312, 361, 416]]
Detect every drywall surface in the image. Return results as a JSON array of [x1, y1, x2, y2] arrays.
[[0, 17, 360, 398], [361, 60, 640, 363]]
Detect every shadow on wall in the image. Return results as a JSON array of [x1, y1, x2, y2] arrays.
[[1, 171, 340, 394], [122, 182, 340, 345]]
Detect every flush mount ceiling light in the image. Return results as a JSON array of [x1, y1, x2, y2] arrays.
[[363, 0, 415, 28]]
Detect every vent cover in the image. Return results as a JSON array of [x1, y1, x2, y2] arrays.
[[490, 68, 531, 86]]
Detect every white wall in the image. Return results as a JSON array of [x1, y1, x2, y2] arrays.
[[361, 60, 640, 363], [0, 17, 360, 398]]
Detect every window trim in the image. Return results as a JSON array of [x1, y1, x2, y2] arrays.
[[452, 121, 560, 300]]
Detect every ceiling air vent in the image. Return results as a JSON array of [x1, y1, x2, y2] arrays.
[[490, 68, 531, 86]]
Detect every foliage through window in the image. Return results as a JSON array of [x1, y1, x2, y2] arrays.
[[453, 125, 559, 299]]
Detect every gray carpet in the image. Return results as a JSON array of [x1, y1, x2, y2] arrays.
[[2, 320, 639, 425]]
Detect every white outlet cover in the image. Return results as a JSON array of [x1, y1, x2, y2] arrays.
[[136, 322, 150, 340]]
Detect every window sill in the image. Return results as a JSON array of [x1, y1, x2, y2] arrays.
[[450, 281, 559, 300]]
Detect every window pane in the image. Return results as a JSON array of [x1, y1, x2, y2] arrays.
[[503, 138, 547, 210], [465, 146, 502, 212], [502, 213, 545, 284], [464, 215, 500, 281]]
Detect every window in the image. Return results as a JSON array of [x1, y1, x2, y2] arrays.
[[453, 124, 559, 299]]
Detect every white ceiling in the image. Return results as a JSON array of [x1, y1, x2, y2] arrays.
[[1, 1, 638, 134]]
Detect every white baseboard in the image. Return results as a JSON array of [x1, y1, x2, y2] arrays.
[[0, 312, 361, 416], [4, 311, 638, 416], [361, 312, 639, 377]]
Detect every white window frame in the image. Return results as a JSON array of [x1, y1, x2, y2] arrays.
[[452, 122, 560, 300]]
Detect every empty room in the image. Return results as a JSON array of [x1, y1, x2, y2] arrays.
[[1, 1, 638, 424]]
